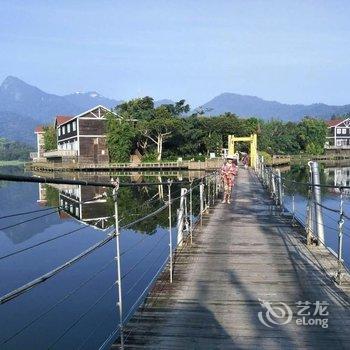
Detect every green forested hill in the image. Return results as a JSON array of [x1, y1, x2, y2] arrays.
[[0, 138, 33, 160]]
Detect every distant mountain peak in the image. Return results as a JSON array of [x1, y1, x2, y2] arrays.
[[1, 75, 30, 90]]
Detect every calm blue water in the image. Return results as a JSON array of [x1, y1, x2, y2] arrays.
[[282, 164, 350, 268], [0, 165, 202, 350]]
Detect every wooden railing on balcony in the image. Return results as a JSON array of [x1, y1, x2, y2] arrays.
[[43, 150, 78, 158]]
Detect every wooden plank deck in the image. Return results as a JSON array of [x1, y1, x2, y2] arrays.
[[114, 168, 350, 350]]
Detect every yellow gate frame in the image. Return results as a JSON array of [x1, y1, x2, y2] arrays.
[[228, 134, 258, 169]]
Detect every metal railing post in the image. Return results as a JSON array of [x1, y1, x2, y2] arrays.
[[167, 180, 173, 283], [189, 181, 193, 245], [271, 172, 277, 203], [177, 188, 187, 247], [306, 184, 313, 246], [291, 188, 296, 226], [206, 176, 210, 210], [211, 174, 215, 205], [336, 189, 344, 285], [200, 181, 204, 226], [215, 172, 219, 198], [308, 161, 325, 245], [276, 169, 283, 209], [113, 184, 124, 350]]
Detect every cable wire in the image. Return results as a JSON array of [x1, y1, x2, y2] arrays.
[[1, 257, 116, 345], [0, 206, 60, 220], [0, 229, 115, 305], [0, 225, 90, 261], [47, 280, 117, 349], [0, 209, 60, 231], [121, 231, 168, 280]]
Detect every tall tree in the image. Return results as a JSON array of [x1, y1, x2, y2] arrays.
[[106, 112, 135, 162], [297, 117, 327, 155], [139, 106, 181, 161], [43, 126, 57, 151]]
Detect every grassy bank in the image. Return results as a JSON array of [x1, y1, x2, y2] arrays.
[[0, 160, 25, 166]]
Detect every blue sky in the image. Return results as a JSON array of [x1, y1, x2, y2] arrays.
[[0, 0, 350, 107]]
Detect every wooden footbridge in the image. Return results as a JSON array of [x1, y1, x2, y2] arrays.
[[116, 168, 350, 349]]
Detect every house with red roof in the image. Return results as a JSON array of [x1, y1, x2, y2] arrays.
[[325, 118, 350, 149], [32, 105, 119, 164]]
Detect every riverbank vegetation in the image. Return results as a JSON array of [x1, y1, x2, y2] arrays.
[[0, 138, 33, 161], [106, 97, 328, 162]]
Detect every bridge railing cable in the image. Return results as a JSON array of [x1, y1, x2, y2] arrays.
[[257, 157, 349, 285]]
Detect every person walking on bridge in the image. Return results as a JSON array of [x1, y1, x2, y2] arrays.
[[221, 156, 237, 204], [242, 152, 249, 169]]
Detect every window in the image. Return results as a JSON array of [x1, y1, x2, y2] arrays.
[[342, 128, 347, 135], [58, 128, 61, 136], [75, 207, 79, 217], [67, 123, 71, 133], [337, 128, 341, 134], [62, 125, 66, 135], [101, 150, 105, 155], [72, 121, 76, 131]]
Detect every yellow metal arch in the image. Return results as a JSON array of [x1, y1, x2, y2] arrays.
[[228, 134, 258, 169]]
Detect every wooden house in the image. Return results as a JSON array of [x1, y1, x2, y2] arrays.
[[58, 183, 111, 230], [44, 105, 114, 163], [325, 118, 350, 149]]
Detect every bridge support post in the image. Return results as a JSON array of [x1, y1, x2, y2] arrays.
[[113, 185, 124, 350], [336, 189, 344, 285], [167, 180, 173, 283], [308, 161, 325, 245]]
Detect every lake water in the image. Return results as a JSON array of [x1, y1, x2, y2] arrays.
[[0, 163, 349, 349], [0, 165, 203, 350]]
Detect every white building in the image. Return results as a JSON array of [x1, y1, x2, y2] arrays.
[[325, 118, 350, 149]]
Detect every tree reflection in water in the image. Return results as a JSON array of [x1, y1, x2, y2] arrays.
[[41, 172, 202, 235]]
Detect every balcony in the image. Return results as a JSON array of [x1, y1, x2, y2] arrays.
[[324, 145, 350, 150], [43, 150, 78, 158]]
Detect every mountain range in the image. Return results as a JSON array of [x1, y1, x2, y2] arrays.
[[200, 93, 350, 120], [1, 75, 350, 145]]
